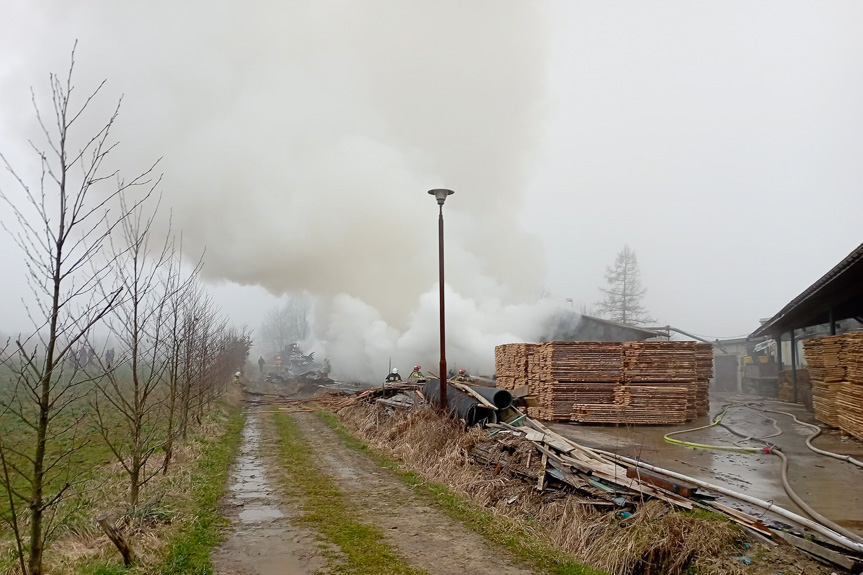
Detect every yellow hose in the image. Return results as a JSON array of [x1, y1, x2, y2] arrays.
[[663, 405, 769, 454]]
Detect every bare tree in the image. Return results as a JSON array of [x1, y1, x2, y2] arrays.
[[595, 245, 656, 326], [0, 46, 157, 575], [260, 297, 310, 355], [160, 240, 201, 474], [91, 195, 171, 507]]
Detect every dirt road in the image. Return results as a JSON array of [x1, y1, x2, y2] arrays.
[[212, 408, 535, 575]]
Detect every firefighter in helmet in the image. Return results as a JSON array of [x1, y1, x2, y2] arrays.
[[385, 367, 402, 383], [454, 368, 470, 382], [408, 365, 424, 379]]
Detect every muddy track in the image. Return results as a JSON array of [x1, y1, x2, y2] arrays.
[[211, 413, 328, 575], [290, 411, 534, 575]]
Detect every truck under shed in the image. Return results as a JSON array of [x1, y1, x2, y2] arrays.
[[750, 241, 863, 401]]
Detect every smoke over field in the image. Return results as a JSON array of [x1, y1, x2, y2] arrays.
[[0, 1, 554, 381]]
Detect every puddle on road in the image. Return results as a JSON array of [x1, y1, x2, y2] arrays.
[[228, 414, 284, 524]]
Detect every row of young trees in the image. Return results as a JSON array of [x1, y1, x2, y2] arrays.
[[0, 49, 250, 575]]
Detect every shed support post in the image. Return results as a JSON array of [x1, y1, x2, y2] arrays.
[[829, 308, 836, 335], [776, 333, 783, 371], [790, 329, 798, 404]]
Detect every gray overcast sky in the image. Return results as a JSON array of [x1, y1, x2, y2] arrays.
[[1, 1, 862, 370]]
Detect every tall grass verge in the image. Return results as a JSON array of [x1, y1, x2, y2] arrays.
[[329, 406, 749, 575], [156, 408, 245, 574]]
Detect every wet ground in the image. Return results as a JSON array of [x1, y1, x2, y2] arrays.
[[211, 414, 326, 575], [550, 392, 863, 535], [212, 382, 534, 575]]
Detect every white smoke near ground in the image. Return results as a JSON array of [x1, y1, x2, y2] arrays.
[[0, 1, 554, 382], [310, 289, 561, 383]]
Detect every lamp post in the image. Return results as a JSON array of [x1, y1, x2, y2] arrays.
[[428, 188, 454, 412]]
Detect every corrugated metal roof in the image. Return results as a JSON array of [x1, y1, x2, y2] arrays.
[[750, 241, 863, 338]]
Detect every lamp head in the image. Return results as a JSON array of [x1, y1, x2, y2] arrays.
[[428, 188, 455, 206]]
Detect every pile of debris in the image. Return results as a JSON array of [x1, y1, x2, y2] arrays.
[[337, 395, 863, 573], [495, 341, 713, 424]]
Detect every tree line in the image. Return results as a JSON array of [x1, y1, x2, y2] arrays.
[[0, 48, 250, 575]]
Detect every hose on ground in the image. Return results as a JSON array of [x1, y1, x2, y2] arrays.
[[664, 404, 771, 453], [758, 402, 863, 469], [664, 402, 863, 545], [769, 445, 863, 543], [591, 447, 863, 553]]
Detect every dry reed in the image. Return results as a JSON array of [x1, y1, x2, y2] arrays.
[[338, 403, 750, 575]]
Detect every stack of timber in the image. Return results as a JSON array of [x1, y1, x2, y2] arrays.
[[530, 342, 623, 420], [623, 341, 698, 421], [494, 340, 705, 424], [778, 369, 811, 404], [494, 343, 538, 392], [838, 334, 863, 440], [804, 333, 863, 429], [804, 337, 832, 426], [694, 343, 714, 416], [571, 384, 689, 424]]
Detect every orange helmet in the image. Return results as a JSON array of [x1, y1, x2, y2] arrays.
[[458, 369, 466, 375]]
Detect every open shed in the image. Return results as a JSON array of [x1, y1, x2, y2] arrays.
[[750, 241, 863, 400]]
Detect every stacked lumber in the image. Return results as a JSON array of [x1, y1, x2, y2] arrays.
[[694, 343, 714, 416], [804, 333, 863, 428], [777, 369, 811, 404], [804, 337, 832, 425], [571, 385, 689, 424], [623, 341, 698, 420], [494, 340, 705, 424], [494, 343, 538, 392], [837, 334, 863, 440]]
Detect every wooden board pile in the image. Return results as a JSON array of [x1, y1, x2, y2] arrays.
[[803, 333, 863, 429], [805, 335, 846, 427], [838, 334, 863, 440], [494, 343, 538, 391], [695, 343, 714, 416], [495, 340, 709, 424], [778, 369, 811, 404]]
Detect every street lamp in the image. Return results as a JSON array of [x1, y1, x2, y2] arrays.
[[428, 188, 454, 412]]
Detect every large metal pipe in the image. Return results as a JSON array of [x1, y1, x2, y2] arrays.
[[465, 385, 513, 410], [423, 380, 497, 426]]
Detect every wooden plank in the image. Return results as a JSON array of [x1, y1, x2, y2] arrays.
[[773, 530, 859, 570], [536, 452, 548, 491], [626, 467, 697, 497], [511, 385, 531, 398], [450, 381, 498, 410]]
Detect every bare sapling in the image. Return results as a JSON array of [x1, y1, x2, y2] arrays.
[[0, 44, 159, 575]]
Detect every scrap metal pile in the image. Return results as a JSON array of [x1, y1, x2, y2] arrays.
[[495, 341, 713, 424], [804, 332, 863, 438]]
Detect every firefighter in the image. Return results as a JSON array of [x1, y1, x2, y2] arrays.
[[454, 368, 470, 382], [385, 367, 402, 383], [258, 356, 265, 374], [408, 365, 424, 379]]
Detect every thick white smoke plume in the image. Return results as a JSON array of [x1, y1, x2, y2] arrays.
[[0, 1, 552, 381]]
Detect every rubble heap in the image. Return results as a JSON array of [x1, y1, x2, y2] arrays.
[[496, 340, 712, 424]]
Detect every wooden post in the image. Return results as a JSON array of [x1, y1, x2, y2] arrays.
[[97, 514, 136, 566]]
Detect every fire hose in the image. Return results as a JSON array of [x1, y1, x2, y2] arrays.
[[591, 447, 863, 553], [662, 402, 863, 546]]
